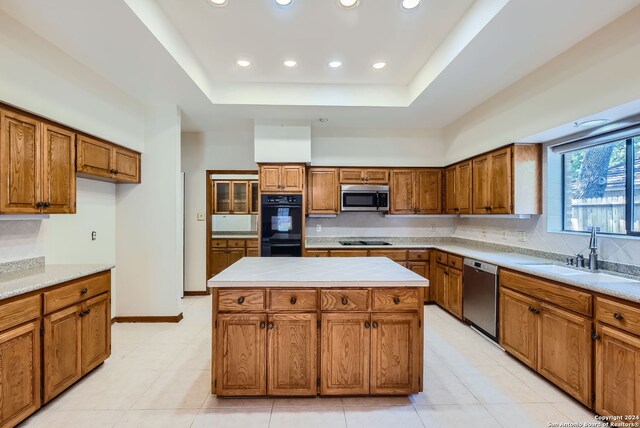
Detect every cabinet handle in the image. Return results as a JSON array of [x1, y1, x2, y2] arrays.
[[268, 322, 274, 330], [43, 202, 50, 208], [237, 296, 245, 304], [36, 202, 44, 208], [341, 297, 349, 305], [81, 288, 88, 294], [393, 297, 400, 305], [372, 321, 378, 329], [290, 296, 297, 305], [614, 312, 624, 321], [114, 170, 119, 175], [528, 306, 540, 315], [417, 254, 422, 258], [79, 309, 90, 317], [592, 331, 601, 341], [109, 169, 116, 174], [364, 321, 371, 329], [79, 310, 86, 318], [85, 308, 91, 315], [259, 322, 265, 329]]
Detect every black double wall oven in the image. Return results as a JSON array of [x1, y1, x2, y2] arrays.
[[260, 194, 303, 257]]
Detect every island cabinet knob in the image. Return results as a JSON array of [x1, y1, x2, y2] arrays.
[[364, 321, 371, 329], [372, 321, 379, 329], [259, 322, 265, 329], [614, 312, 624, 321], [393, 297, 400, 305], [290, 296, 297, 305], [268, 322, 274, 330], [237, 296, 245, 304], [81, 288, 88, 294], [341, 297, 349, 305]]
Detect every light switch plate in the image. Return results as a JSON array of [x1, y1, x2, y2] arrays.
[[197, 213, 205, 221]]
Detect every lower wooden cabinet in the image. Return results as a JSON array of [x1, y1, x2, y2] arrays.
[[210, 248, 246, 277], [500, 287, 538, 370], [267, 313, 317, 396], [433, 259, 463, 319], [321, 313, 370, 395], [595, 324, 640, 417], [433, 263, 446, 307], [0, 320, 40, 427], [81, 293, 110, 375]]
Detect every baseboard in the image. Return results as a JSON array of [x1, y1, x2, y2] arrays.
[[184, 290, 210, 296], [112, 313, 184, 323]]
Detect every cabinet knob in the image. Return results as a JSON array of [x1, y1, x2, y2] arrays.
[[79, 309, 90, 317], [614, 312, 624, 321], [110, 169, 116, 174], [79, 310, 86, 318], [341, 297, 349, 305], [259, 322, 265, 329], [85, 308, 91, 315], [372, 321, 378, 329], [393, 297, 400, 305], [81, 288, 88, 294], [290, 296, 297, 305], [592, 331, 601, 341], [268, 322, 274, 330], [114, 170, 119, 175], [364, 321, 371, 329], [417, 254, 422, 258], [43, 202, 51, 208], [36, 202, 44, 208], [527, 306, 540, 315], [237, 296, 245, 304]]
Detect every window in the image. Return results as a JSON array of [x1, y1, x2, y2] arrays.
[[562, 133, 640, 235]]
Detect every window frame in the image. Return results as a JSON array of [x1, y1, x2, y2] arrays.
[[561, 136, 640, 237]]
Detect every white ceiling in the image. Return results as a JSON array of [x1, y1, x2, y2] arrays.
[[0, 0, 639, 132]]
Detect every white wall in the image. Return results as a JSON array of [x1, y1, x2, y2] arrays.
[[255, 124, 311, 163], [116, 105, 183, 317], [0, 220, 43, 264], [311, 127, 445, 166], [181, 128, 256, 292], [44, 179, 117, 316]]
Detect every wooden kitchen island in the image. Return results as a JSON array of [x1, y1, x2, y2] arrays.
[[207, 257, 428, 397]]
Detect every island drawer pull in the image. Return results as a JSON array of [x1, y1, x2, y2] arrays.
[[614, 312, 624, 321], [341, 297, 349, 305], [290, 297, 297, 305], [259, 322, 265, 329], [364, 321, 371, 329], [268, 322, 274, 330], [237, 296, 245, 304], [81, 288, 88, 294], [393, 297, 400, 305], [372, 321, 378, 329]]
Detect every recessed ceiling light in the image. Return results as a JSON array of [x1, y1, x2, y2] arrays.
[[275, 0, 293, 5], [208, 0, 228, 6], [372, 62, 386, 70], [283, 60, 298, 68], [236, 59, 251, 68], [328, 61, 343, 69], [401, 0, 420, 10], [338, 0, 359, 9], [575, 119, 609, 128]]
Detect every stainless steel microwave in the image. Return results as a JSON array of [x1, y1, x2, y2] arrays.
[[340, 185, 390, 212]]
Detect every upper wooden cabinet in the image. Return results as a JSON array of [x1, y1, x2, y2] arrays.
[[307, 168, 339, 214], [212, 180, 256, 214], [0, 109, 76, 214], [390, 169, 442, 215], [259, 164, 304, 193], [445, 160, 471, 214], [472, 144, 541, 215], [339, 168, 389, 184], [77, 134, 141, 183]]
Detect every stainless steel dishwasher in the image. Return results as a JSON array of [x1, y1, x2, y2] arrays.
[[463, 258, 499, 342]]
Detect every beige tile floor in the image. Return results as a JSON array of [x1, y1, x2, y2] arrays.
[[19, 296, 598, 428]]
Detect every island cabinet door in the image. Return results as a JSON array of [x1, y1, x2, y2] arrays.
[[370, 313, 418, 394], [216, 313, 267, 396], [267, 313, 317, 396], [321, 313, 370, 395]]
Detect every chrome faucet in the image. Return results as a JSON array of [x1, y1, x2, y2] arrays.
[[588, 227, 599, 270]]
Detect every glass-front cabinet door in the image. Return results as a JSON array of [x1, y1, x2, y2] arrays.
[[232, 181, 249, 214], [250, 181, 259, 214], [214, 181, 231, 214]]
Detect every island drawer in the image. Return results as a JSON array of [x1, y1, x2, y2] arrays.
[[321, 289, 369, 311], [372, 288, 419, 311], [44, 271, 110, 315], [369, 249, 407, 262], [596, 297, 640, 336], [435, 251, 448, 265], [227, 239, 246, 248], [408, 250, 429, 261], [448, 255, 463, 270], [269, 289, 317, 311], [0, 295, 41, 332], [218, 289, 265, 311]]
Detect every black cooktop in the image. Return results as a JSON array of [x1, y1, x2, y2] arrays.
[[339, 240, 391, 246]]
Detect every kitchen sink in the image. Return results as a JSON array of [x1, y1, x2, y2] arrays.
[[566, 272, 638, 283]]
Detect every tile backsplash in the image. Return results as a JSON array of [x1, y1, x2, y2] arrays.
[[0, 220, 44, 264]]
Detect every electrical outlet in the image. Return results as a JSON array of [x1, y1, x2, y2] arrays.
[[430, 224, 437, 233], [197, 213, 205, 221], [481, 228, 487, 239], [316, 224, 322, 233], [517, 231, 527, 242]]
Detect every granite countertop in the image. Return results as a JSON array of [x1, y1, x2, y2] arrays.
[[212, 234, 259, 239], [0, 264, 114, 301], [208, 257, 429, 288], [305, 238, 640, 303]]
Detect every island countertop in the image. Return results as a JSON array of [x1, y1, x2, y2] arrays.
[[207, 257, 429, 288]]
